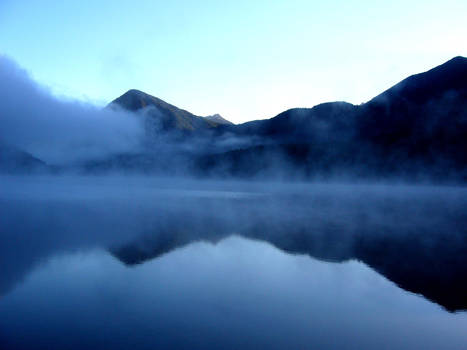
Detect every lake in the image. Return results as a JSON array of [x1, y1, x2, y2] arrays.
[[1, 176, 466, 349]]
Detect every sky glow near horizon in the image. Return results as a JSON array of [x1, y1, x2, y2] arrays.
[[1, 0, 466, 123]]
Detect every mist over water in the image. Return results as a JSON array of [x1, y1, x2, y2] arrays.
[[0, 175, 466, 349]]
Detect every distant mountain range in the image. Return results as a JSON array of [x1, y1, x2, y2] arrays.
[[2, 56, 466, 181]]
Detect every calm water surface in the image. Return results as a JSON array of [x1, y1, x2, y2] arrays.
[[1, 176, 466, 349]]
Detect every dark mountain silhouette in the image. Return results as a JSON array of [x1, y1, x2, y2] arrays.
[[96, 56, 467, 181], [224, 102, 358, 142], [225, 56, 466, 141], [355, 56, 467, 173], [194, 56, 467, 181], [370, 56, 466, 104]]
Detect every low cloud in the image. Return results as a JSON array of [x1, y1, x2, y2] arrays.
[[0, 56, 144, 164]]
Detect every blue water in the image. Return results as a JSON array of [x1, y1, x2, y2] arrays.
[[1, 176, 466, 349]]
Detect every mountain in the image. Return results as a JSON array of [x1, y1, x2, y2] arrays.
[[226, 102, 358, 142], [227, 56, 466, 140], [356, 56, 467, 164], [204, 114, 233, 125], [236, 57, 466, 142], [109, 89, 226, 132], [92, 56, 467, 181], [370, 56, 467, 105], [196, 56, 467, 181]]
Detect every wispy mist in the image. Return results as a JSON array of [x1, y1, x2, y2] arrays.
[[0, 56, 144, 164]]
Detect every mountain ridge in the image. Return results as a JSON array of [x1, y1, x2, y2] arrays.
[[3, 56, 466, 181], [109, 89, 230, 131]]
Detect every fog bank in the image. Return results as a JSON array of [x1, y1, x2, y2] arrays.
[[0, 56, 143, 164]]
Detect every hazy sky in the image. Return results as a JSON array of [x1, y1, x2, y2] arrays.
[[1, 0, 465, 123]]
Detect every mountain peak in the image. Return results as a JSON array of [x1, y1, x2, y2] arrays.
[[109, 89, 177, 113], [204, 114, 234, 125], [109, 90, 231, 131], [446, 55, 467, 64], [370, 55, 467, 104]]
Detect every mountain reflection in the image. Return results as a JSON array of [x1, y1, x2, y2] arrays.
[[109, 186, 467, 313], [1, 177, 466, 313]]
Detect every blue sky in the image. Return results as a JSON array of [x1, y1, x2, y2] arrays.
[[1, 0, 466, 123]]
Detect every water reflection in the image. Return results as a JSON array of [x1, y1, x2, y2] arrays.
[[110, 185, 467, 312], [0, 176, 466, 349], [1, 239, 466, 350]]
